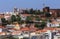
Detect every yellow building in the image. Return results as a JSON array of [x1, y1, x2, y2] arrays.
[[13, 22, 20, 30]]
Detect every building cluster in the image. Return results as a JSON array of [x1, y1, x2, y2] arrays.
[[0, 7, 60, 39]]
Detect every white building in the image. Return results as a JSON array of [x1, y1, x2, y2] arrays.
[[54, 33, 60, 39], [0, 28, 2, 32], [20, 14, 26, 21], [6, 24, 15, 28], [47, 21, 60, 27]]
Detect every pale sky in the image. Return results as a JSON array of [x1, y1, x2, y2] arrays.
[[0, 0, 60, 12]]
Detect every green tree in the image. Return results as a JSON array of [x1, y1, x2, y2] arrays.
[[1, 18, 7, 26], [35, 21, 46, 29], [29, 8, 33, 14], [25, 9, 29, 14], [35, 16, 40, 21], [16, 15, 21, 24], [35, 23, 39, 28], [11, 15, 16, 23], [26, 16, 32, 21], [45, 12, 51, 17], [34, 10, 37, 14], [20, 20, 24, 24], [40, 21, 46, 29], [34, 10, 41, 15], [40, 11, 44, 14], [33, 10, 41, 15]]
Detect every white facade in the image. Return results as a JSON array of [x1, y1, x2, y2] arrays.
[[20, 14, 26, 20], [21, 24, 26, 27], [45, 30, 52, 39], [47, 22, 51, 27], [54, 34, 60, 39], [47, 22, 60, 27], [6, 24, 15, 28], [0, 28, 2, 32]]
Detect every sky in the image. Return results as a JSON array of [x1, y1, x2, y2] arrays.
[[0, 0, 60, 12]]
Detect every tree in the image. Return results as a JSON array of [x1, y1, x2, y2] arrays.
[[45, 12, 51, 17], [16, 15, 21, 24], [35, 23, 39, 28], [40, 11, 44, 15], [37, 10, 40, 14], [25, 10, 29, 14], [26, 16, 32, 21], [26, 16, 33, 24], [35, 16, 40, 21], [34, 10, 37, 14], [40, 21, 46, 29], [20, 20, 24, 24], [31, 14, 35, 17], [11, 15, 16, 23], [1, 18, 7, 26], [29, 8, 33, 14], [35, 21, 46, 29]]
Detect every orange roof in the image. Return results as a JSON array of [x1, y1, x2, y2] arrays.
[[9, 28, 16, 30], [21, 14, 31, 16], [30, 26, 38, 29], [44, 27, 57, 31], [36, 29, 47, 33], [20, 27, 30, 31], [36, 27, 57, 33], [0, 32, 6, 35], [55, 28, 60, 30], [41, 29, 47, 32], [0, 26, 4, 28], [36, 27, 60, 33]]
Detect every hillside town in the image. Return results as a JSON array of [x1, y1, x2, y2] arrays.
[[0, 7, 60, 39]]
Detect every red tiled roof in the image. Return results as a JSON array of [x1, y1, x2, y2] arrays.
[[36, 27, 57, 33], [36, 29, 47, 33], [44, 27, 56, 31], [20, 27, 30, 31], [0, 32, 6, 35], [55, 28, 60, 30], [0, 26, 4, 28], [21, 14, 31, 16]]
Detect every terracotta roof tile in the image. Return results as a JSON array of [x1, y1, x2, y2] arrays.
[[0, 32, 6, 35], [20, 27, 30, 31], [21, 14, 31, 16], [0, 26, 4, 28]]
